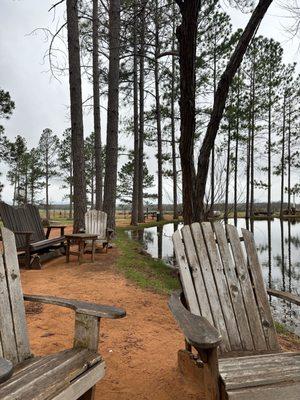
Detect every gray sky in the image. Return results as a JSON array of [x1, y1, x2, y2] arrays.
[[1, 0, 300, 205]]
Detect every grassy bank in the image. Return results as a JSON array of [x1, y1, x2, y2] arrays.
[[115, 224, 180, 295]]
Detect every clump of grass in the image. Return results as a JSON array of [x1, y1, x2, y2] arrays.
[[275, 321, 300, 342], [115, 227, 180, 294]]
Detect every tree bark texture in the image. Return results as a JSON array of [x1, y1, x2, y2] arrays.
[[155, 0, 163, 219], [66, 0, 87, 232], [176, 0, 200, 225], [138, 1, 146, 223], [93, 0, 103, 211], [131, 0, 139, 226], [103, 0, 121, 229]]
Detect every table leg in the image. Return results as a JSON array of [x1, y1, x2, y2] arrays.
[[66, 239, 70, 263], [79, 240, 84, 264], [91, 239, 96, 262]]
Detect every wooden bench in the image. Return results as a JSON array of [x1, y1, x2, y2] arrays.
[[169, 221, 300, 400], [0, 227, 126, 399], [0, 202, 66, 269]]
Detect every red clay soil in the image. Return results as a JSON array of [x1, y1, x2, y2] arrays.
[[21, 230, 300, 399], [21, 248, 199, 400]]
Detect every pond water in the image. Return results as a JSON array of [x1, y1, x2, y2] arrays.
[[127, 219, 300, 335]]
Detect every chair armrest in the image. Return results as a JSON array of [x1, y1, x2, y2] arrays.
[[0, 357, 13, 384], [24, 294, 126, 319], [46, 225, 66, 238], [169, 290, 222, 350], [267, 288, 300, 306]]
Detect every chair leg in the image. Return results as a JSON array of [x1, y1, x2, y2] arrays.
[[78, 386, 96, 400]]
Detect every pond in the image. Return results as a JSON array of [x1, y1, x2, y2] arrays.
[[127, 219, 300, 335]]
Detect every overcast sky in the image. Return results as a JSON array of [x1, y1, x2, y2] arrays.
[[1, 0, 300, 205]]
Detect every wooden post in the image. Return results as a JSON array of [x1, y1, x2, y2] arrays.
[[74, 314, 100, 351]]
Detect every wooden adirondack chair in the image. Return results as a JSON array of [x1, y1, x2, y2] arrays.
[[84, 210, 113, 252], [0, 202, 66, 269], [0, 227, 125, 399], [169, 221, 300, 400]]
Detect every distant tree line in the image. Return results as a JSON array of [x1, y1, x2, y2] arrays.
[[2, 0, 296, 230]]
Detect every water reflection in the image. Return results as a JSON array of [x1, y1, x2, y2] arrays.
[[126, 218, 300, 334]]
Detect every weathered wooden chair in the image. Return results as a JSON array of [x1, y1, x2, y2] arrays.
[[0, 227, 125, 399], [0, 202, 66, 268], [84, 210, 113, 252], [169, 221, 300, 400]]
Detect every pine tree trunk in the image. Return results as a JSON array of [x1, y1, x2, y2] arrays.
[[224, 119, 231, 223], [267, 82, 272, 217], [45, 147, 49, 219], [155, 0, 163, 219], [69, 155, 73, 219], [234, 73, 240, 226], [131, 0, 139, 226], [280, 93, 286, 217], [287, 101, 291, 211], [250, 63, 256, 219], [66, 0, 87, 232], [176, 0, 200, 224], [210, 41, 217, 213], [171, 31, 178, 220], [93, 0, 103, 211], [103, 0, 121, 229], [138, 0, 146, 223]]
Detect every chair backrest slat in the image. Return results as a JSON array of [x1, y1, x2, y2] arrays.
[[242, 228, 279, 351], [212, 222, 254, 351], [190, 223, 230, 352], [85, 210, 107, 239], [173, 221, 279, 356], [0, 202, 46, 248], [201, 222, 242, 351], [0, 252, 19, 364], [25, 204, 46, 242], [0, 228, 31, 365], [173, 229, 200, 316], [226, 224, 269, 351]]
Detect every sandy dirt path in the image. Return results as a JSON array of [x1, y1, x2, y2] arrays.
[[21, 248, 199, 400]]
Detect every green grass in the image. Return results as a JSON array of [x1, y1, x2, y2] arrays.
[[115, 226, 180, 294]]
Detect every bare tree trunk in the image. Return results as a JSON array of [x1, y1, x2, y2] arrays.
[[250, 62, 256, 220], [234, 72, 240, 227], [138, 0, 146, 223], [224, 119, 231, 223], [267, 79, 272, 217], [103, 0, 121, 229], [287, 101, 291, 211], [210, 40, 217, 213], [176, 0, 200, 225], [155, 0, 163, 220], [280, 93, 286, 217], [131, 0, 139, 226], [46, 155, 49, 219], [66, 0, 87, 232], [93, 0, 103, 211], [171, 6, 178, 220]]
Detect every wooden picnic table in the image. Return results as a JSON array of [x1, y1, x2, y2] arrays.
[[65, 233, 98, 264]]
